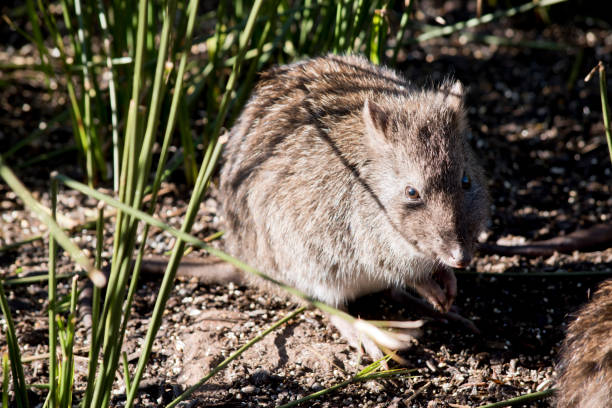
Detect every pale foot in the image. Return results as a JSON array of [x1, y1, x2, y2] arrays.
[[329, 314, 422, 364]]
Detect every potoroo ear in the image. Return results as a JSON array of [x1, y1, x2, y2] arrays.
[[363, 98, 390, 149], [440, 80, 464, 111]]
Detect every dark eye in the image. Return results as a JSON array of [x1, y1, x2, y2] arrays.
[[461, 173, 471, 190], [405, 186, 421, 201]]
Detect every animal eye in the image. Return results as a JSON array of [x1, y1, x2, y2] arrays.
[[405, 186, 421, 201], [461, 173, 471, 190]]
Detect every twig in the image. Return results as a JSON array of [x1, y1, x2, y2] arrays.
[[405, 381, 431, 403], [478, 223, 612, 257]]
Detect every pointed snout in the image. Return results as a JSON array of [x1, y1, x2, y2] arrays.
[[447, 247, 472, 269]]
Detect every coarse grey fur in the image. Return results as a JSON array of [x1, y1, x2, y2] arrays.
[[219, 54, 489, 310], [555, 278, 612, 408]]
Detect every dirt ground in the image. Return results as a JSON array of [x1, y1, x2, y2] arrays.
[[1, 2, 612, 407]]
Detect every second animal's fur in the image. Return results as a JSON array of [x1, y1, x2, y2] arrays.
[[219, 54, 489, 311], [556, 278, 612, 408]]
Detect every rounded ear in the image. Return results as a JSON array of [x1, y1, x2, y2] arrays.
[[440, 80, 463, 111], [362, 98, 389, 146]]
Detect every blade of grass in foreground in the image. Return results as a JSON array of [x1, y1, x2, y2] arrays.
[[57, 276, 78, 407], [32, 0, 96, 183], [47, 177, 58, 407], [85, 0, 162, 405], [478, 388, 555, 408], [597, 62, 612, 163], [391, 4, 413, 65], [2, 274, 76, 286], [585, 61, 612, 164], [2, 353, 9, 407], [73, 0, 97, 187], [0, 159, 105, 287], [82, 207, 104, 405], [0, 283, 29, 408], [98, 0, 196, 401], [94, 0, 121, 191], [125, 1, 266, 404], [278, 356, 416, 408], [369, 4, 388, 64], [118, 0, 202, 381], [24, 0, 52, 86]]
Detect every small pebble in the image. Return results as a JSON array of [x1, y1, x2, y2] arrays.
[[241, 385, 256, 394]]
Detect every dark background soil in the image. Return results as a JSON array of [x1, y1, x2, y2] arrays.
[[1, 1, 611, 407]]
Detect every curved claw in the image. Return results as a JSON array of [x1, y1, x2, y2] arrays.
[[413, 266, 457, 313], [436, 266, 457, 311]]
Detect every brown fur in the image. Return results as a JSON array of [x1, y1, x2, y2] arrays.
[[219, 54, 490, 307], [556, 279, 612, 408]]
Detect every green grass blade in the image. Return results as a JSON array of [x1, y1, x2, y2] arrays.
[[0, 209, 112, 255], [155, 0, 202, 189], [114, 3, 203, 391], [597, 62, 612, 163], [121, 352, 131, 395], [350, 0, 376, 53], [0, 161, 105, 287], [118, 0, 202, 362], [59, 0, 82, 59], [122, 140, 226, 408], [333, 0, 344, 53], [0, 283, 29, 408], [2, 353, 9, 408], [369, 3, 388, 64], [82, 208, 103, 408], [177, 104, 197, 185], [85, 0, 150, 401], [24, 0, 52, 87], [95, 0, 121, 191], [412, 0, 569, 43], [133, 0, 177, 205], [47, 177, 58, 407], [229, 0, 278, 122], [124, 2, 270, 403], [277, 365, 415, 408], [391, 4, 413, 65], [2, 274, 76, 287], [0, 236, 42, 254], [298, 0, 314, 51], [57, 277, 77, 408], [94, 2, 177, 404], [35, 0, 92, 181], [309, 2, 335, 55], [478, 388, 555, 408]]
